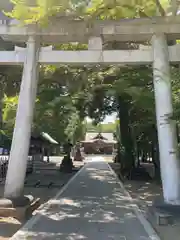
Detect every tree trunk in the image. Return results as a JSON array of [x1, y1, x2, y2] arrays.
[[117, 95, 134, 172], [0, 75, 5, 131], [0, 91, 3, 131], [176, 123, 179, 143], [151, 138, 161, 180]]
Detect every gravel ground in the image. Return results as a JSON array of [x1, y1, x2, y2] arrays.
[[1, 156, 179, 240], [0, 156, 84, 239], [110, 162, 180, 240]]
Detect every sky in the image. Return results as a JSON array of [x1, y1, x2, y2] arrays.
[[86, 112, 117, 123]]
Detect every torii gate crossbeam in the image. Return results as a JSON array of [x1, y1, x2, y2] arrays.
[[1, 45, 180, 65], [1, 16, 180, 43]]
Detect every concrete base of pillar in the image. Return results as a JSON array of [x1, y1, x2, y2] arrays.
[[148, 197, 180, 226], [153, 197, 180, 214], [0, 195, 40, 220]]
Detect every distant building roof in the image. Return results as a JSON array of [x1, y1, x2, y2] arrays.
[[31, 132, 59, 145], [41, 132, 58, 144], [83, 132, 116, 143]]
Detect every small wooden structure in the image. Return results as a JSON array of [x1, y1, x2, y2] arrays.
[[0, 132, 58, 180], [81, 132, 117, 154], [30, 132, 58, 152], [30, 132, 59, 162], [0, 132, 59, 156]]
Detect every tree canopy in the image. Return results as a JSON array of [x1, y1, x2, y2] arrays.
[[5, 0, 172, 24], [1, 0, 180, 164]]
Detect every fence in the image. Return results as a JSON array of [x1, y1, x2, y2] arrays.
[[0, 155, 33, 182], [0, 156, 9, 181]]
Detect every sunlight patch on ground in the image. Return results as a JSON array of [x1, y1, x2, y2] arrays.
[[90, 156, 105, 162], [59, 198, 81, 207], [13, 231, 86, 239], [0, 218, 20, 225]]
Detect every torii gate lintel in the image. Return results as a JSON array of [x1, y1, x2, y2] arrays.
[[0, 45, 180, 65]]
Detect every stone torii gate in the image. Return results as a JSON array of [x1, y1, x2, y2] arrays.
[[1, 16, 180, 206]]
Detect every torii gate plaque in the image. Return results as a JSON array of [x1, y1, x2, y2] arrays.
[[0, 15, 180, 206]]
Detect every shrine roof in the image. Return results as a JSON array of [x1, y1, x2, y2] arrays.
[[84, 132, 115, 143], [31, 132, 58, 145]]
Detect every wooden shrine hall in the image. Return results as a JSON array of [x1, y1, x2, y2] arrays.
[[81, 132, 117, 154]]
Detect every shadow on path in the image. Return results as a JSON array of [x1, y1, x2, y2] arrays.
[[11, 160, 160, 240]]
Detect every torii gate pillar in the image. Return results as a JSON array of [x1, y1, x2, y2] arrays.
[[4, 36, 40, 198], [152, 33, 180, 205]]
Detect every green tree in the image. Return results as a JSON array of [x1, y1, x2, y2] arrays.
[[3, 0, 180, 175], [5, 0, 172, 24]]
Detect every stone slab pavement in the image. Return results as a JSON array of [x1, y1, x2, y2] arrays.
[[10, 156, 161, 240]]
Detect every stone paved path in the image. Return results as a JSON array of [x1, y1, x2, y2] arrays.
[[10, 157, 160, 240]]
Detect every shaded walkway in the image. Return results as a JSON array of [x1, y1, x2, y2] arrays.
[[11, 157, 160, 240]]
